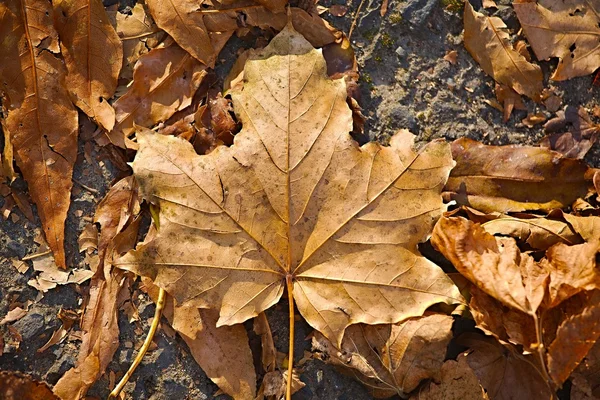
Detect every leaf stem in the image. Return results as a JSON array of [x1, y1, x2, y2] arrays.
[[532, 312, 557, 398], [286, 275, 295, 400], [109, 287, 166, 399]]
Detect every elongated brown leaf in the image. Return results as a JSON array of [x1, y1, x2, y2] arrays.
[[115, 24, 462, 346], [104, 44, 207, 148], [463, 2, 543, 101], [445, 138, 590, 213], [513, 0, 600, 81], [53, 0, 123, 131], [0, 0, 78, 269], [312, 314, 454, 398]]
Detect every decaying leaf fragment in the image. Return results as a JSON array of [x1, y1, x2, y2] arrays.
[[0, 371, 59, 400], [53, 0, 123, 131], [463, 3, 543, 101], [409, 356, 489, 400], [115, 23, 462, 346], [105, 45, 207, 148], [513, 0, 600, 81], [458, 334, 555, 399], [312, 314, 454, 398], [0, 0, 79, 269], [445, 138, 591, 213], [541, 106, 600, 159]]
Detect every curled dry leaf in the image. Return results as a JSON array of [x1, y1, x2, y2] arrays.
[[53, 0, 123, 131], [105, 45, 208, 148], [445, 138, 591, 213], [53, 176, 140, 400], [409, 356, 489, 400], [541, 106, 600, 159], [513, 0, 600, 81], [463, 3, 543, 101], [144, 278, 257, 399], [114, 23, 462, 346], [522, 112, 546, 128], [458, 334, 554, 400], [0, 371, 59, 400], [0, 0, 79, 269], [37, 308, 78, 353], [432, 216, 547, 315], [312, 314, 454, 398]]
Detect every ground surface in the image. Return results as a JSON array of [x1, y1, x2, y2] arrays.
[[1, 0, 599, 399]]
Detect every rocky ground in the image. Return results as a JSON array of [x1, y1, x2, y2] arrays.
[[1, 0, 598, 398]]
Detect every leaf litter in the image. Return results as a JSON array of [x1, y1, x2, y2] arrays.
[[1, 0, 600, 399]]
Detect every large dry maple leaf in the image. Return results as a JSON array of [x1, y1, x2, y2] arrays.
[[115, 24, 462, 345]]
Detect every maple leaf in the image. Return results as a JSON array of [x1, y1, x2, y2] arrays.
[[312, 314, 454, 398], [0, 0, 79, 269], [463, 3, 543, 101], [445, 138, 591, 213], [513, 0, 600, 81], [114, 24, 462, 348], [53, 0, 123, 131]]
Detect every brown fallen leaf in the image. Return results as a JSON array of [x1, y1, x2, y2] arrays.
[[480, 213, 581, 250], [143, 278, 257, 399], [146, 0, 233, 66], [110, 3, 164, 82], [444, 138, 591, 213], [547, 290, 600, 385], [513, 0, 600, 81], [494, 84, 526, 123], [0, 371, 59, 400], [540, 106, 600, 159], [37, 308, 78, 353], [458, 334, 555, 399], [53, 177, 140, 400], [78, 223, 99, 255], [105, 44, 208, 148], [432, 216, 547, 315], [463, 3, 543, 101], [259, 369, 305, 399], [312, 314, 454, 398], [53, 0, 123, 131], [409, 356, 489, 400], [28, 253, 94, 292], [254, 312, 277, 373], [114, 24, 462, 348], [0, 301, 31, 325], [522, 112, 547, 128], [0, 0, 79, 269]]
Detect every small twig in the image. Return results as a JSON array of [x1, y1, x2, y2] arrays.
[[348, 0, 368, 40], [109, 287, 166, 399], [22, 250, 52, 261], [73, 178, 99, 194]]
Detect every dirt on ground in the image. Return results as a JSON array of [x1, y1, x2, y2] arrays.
[[1, 0, 599, 399]]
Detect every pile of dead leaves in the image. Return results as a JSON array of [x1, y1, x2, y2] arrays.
[[1, 0, 600, 399]]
